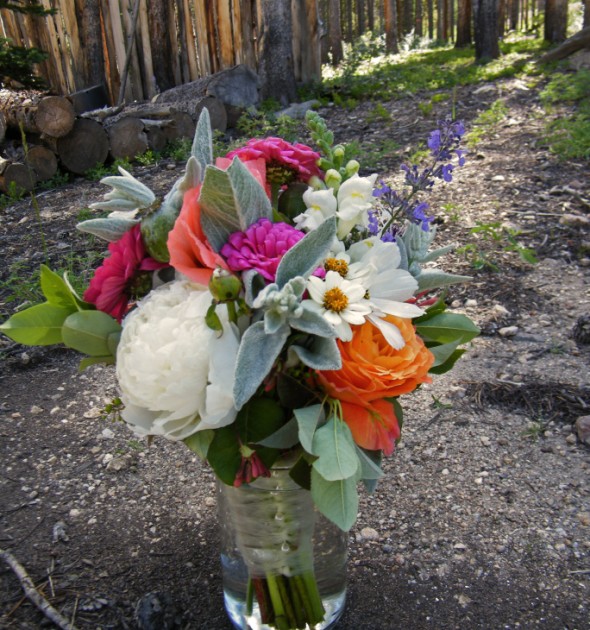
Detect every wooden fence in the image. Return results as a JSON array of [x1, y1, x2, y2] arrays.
[[0, 0, 321, 106]]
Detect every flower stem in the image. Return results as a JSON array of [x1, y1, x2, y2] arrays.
[[266, 574, 289, 630]]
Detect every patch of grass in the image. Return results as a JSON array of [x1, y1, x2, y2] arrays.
[[84, 157, 133, 181], [357, 138, 401, 171], [37, 171, 70, 190], [324, 38, 546, 102], [235, 109, 303, 142], [0, 181, 26, 208], [162, 137, 192, 162], [540, 69, 590, 160], [135, 149, 159, 166], [366, 103, 392, 123], [0, 261, 43, 311]]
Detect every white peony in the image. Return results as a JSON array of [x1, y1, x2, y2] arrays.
[[116, 280, 239, 441]]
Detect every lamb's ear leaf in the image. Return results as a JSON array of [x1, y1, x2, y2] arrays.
[[227, 156, 273, 229], [76, 217, 139, 242], [290, 336, 341, 370], [416, 269, 473, 292], [233, 321, 289, 409], [275, 217, 336, 288], [191, 108, 213, 175]]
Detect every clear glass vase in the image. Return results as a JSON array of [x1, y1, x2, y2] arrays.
[[217, 462, 347, 630]]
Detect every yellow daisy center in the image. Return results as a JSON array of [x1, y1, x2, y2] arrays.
[[323, 287, 349, 313], [324, 258, 349, 277]]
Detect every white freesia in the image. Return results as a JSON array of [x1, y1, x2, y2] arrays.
[[293, 187, 337, 232], [335, 173, 378, 238], [116, 280, 239, 440]]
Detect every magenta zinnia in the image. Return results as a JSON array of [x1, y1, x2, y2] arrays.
[[226, 137, 322, 184], [220, 218, 305, 282], [84, 225, 168, 322]]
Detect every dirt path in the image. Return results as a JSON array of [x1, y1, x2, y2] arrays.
[[1, 77, 589, 629]]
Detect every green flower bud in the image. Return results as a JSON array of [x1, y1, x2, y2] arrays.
[[345, 160, 360, 176], [209, 268, 242, 302], [333, 145, 345, 158], [307, 175, 325, 191], [325, 169, 342, 191]]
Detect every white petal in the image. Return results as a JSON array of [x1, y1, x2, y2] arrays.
[[368, 314, 406, 350], [371, 297, 424, 318]]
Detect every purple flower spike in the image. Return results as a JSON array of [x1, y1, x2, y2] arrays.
[[221, 218, 305, 282]]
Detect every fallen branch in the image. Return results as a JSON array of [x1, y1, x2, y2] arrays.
[[0, 548, 79, 630]]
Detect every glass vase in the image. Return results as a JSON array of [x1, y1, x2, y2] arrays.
[[217, 462, 347, 630]]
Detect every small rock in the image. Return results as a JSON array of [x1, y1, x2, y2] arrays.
[[575, 416, 590, 446], [101, 428, 115, 439], [499, 326, 518, 337], [52, 521, 69, 543], [491, 175, 505, 181], [84, 407, 103, 419], [480, 436, 491, 446], [204, 497, 216, 507], [560, 213, 590, 228], [106, 456, 130, 472], [69, 508, 81, 518], [577, 512, 590, 526], [360, 527, 380, 541], [165, 163, 177, 170], [465, 299, 478, 307], [491, 304, 510, 318], [30, 405, 43, 415], [566, 433, 577, 445], [135, 592, 180, 630]]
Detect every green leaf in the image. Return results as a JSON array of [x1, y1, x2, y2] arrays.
[[184, 429, 215, 459], [0, 302, 72, 345], [276, 373, 318, 410], [294, 405, 324, 454], [355, 447, 383, 481], [40, 265, 80, 310], [79, 355, 114, 370], [191, 108, 213, 176], [427, 339, 464, 367], [257, 417, 299, 449], [416, 312, 480, 344], [235, 397, 285, 444], [289, 455, 312, 490], [312, 416, 360, 481], [311, 469, 358, 531], [207, 426, 242, 486], [62, 311, 122, 357], [275, 217, 337, 288], [428, 348, 466, 375]]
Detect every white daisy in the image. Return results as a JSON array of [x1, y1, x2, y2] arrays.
[[305, 271, 372, 341]]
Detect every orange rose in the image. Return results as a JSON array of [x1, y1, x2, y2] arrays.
[[316, 315, 434, 455]]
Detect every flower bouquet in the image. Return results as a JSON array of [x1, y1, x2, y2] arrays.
[[0, 109, 478, 629]]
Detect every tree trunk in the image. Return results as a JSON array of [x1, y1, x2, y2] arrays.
[[0, 91, 76, 138], [0, 111, 5, 145], [415, 0, 423, 36], [148, 0, 174, 92], [544, 0, 568, 43], [328, 0, 343, 65], [56, 119, 110, 175], [473, 0, 501, 61], [585, 0, 590, 29], [455, 0, 472, 47], [0, 159, 36, 194], [427, 0, 434, 38], [498, 0, 506, 37], [539, 26, 590, 62], [106, 116, 149, 160], [357, 0, 366, 35], [510, 0, 519, 30], [24, 145, 58, 182], [368, 0, 375, 31], [402, 0, 414, 34], [345, 0, 353, 40], [384, 0, 399, 52], [257, 0, 297, 106], [437, 0, 445, 39]]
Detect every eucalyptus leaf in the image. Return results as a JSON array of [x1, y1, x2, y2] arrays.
[[62, 311, 122, 357], [355, 446, 384, 481], [207, 425, 242, 486], [294, 405, 324, 454], [0, 302, 71, 345], [311, 469, 359, 531], [275, 217, 337, 288], [233, 321, 289, 409], [257, 417, 299, 449], [77, 216, 140, 242], [416, 312, 480, 344], [40, 265, 80, 310], [184, 429, 215, 459], [191, 108, 213, 175], [312, 416, 360, 481]]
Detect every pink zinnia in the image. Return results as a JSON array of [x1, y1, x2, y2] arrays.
[[220, 218, 305, 282], [226, 138, 322, 184], [84, 225, 168, 322]]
